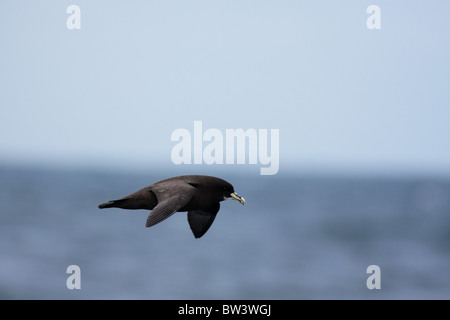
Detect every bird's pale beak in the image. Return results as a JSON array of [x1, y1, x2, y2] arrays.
[[230, 192, 245, 205]]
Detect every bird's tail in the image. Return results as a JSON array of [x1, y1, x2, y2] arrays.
[[98, 200, 118, 209], [98, 197, 152, 210]]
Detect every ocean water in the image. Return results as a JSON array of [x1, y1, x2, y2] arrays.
[[0, 165, 449, 299]]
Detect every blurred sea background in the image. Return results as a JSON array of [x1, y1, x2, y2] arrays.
[[1, 164, 449, 299]]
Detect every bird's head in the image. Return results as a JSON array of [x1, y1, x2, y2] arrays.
[[189, 176, 245, 206], [221, 182, 245, 205]]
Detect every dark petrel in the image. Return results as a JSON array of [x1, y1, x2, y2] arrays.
[[98, 175, 245, 238]]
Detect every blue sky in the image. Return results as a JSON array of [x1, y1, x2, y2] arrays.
[[1, 0, 449, 175]]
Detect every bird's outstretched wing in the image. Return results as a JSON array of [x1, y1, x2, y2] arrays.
[[187, 203, 220, 238], [145, 181, 197, 227]]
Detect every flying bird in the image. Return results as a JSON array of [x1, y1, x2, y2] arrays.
[[98, 175, 245, 238]]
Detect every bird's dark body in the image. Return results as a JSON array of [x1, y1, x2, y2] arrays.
[[98, 175, 245, 238]]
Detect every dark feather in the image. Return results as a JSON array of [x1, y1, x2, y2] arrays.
[[187, 203, 220, 238]]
